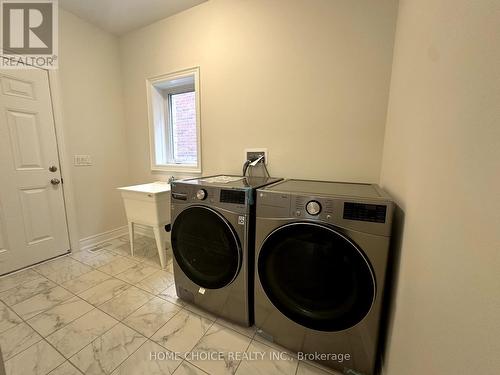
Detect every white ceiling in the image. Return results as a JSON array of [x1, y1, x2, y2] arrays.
[[59, 0, 208, 35]]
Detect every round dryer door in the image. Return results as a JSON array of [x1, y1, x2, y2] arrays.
[[171, 206, 242, 289], [258, 222, 375, 332]]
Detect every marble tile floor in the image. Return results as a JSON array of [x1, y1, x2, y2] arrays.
[[0, 236, 339, 375]]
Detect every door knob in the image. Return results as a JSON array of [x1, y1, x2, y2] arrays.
[[50, 178, 61, 185], [49, 165, 58, 172]]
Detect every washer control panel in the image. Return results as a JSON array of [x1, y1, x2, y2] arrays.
[[306, 201, 321, 215], [171, 184, 250, 214], [196, 189, 207, 200]]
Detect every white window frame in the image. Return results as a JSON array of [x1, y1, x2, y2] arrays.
[[146, 67, 202, 173]]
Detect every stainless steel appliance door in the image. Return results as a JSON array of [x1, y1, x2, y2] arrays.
[[257, 222, 376, 331], [171, 205, 242, 289]]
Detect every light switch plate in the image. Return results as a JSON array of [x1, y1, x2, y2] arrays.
[[73, 155, 92, 166]]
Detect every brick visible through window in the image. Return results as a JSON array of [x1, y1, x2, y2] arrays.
[[148, 68, 200, 171], [171, 91, 197, 163]]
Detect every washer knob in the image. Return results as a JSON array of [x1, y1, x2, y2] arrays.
[[196, 189, 207, 200], [306, 201, 321, 215]]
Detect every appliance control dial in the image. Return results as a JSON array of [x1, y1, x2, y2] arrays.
[[306, 200, 321, 215], [196, 189, 207, 200]]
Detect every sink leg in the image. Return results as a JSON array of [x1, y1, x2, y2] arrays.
[[128, 222, 135, 257], [153, 226, 167, 269]]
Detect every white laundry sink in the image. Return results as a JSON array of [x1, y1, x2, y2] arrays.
[[117, 182, 171, 268], [118, 182, 171, 225]]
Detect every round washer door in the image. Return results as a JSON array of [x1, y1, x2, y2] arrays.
[[258, 222, 375, 332], [171, 206, 242, 289]]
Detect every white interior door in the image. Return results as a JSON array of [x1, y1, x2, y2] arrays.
[[0, 68, 70, 275]]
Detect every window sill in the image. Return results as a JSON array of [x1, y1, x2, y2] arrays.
[[151, 164, 202, 174]]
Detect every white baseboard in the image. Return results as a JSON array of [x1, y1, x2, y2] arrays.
[[79, 224, 170, 252], [79, 226, 128, 250], [133, 224, 155, 238], [133, 224, 171, 242]]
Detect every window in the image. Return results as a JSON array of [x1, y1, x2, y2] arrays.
[[147, 67, 201, 172]]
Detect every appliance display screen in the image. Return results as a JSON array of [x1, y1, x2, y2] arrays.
[[220, 190, 245, 204], [343, 202, 386, 223]]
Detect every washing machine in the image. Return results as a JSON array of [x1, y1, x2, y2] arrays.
[[170, 175, 282, 326], [254, 179, 394, 375]]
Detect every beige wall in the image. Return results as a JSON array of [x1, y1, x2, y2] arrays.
[[380, 0, 500, 374], [59, 10, 129, 240], [119, 0, 398, 184]]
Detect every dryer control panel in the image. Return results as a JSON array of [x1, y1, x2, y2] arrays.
[[256, 187, 394, 237], [293, 196, 335, 221]]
